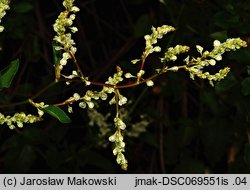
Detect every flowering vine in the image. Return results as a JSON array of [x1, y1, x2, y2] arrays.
[[0, 0, 247, 170]]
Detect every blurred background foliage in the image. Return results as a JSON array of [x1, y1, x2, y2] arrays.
[[0, 0, 250, 173]]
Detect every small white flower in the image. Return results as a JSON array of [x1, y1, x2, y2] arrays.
[[0, 26, 4, 32], [125, 73, 135, 78], [208, 59, 216, 66], [70, 26, 78, 33], [137, 70, 145, 78], [9, 124, 15, 129], [153, 46, 161, 52], [87, 101, 94, 109], [79, 102, 86, 109], [60, 58, 67, 65], [109, 133, 116, 142], [101, 95, 108, 102], [73, 93, 80, 101], [131, 59, 140, 64], [38, 109, 44, 117], [146, 80, 154, 87], [168, 66, 179, 72], [213, 40, 221, 47], [72, 70, 78, 75], [109, 97, 116, 105], [68, 106, 73, 113], [196, 45, 203, 55], [114, 117, 126, 130], [85, 80, 91, 86], [118, 96, 127, 106], [17, 122, 23, 128], [144, 35, 151, 40], [72, 6, 80, 12], [214, 54, 222, 61]]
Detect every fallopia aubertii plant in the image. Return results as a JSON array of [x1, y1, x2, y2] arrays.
[[0, 0, 247, 170]]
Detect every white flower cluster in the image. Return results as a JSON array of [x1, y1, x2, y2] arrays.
[[88, 109, 112, 147], [53, 0, 80, 70], [109, 94, 127, 106], [109, 121, 128, 170], [0, 0, 10, 32], [143, 25, 175, 57], [126, 117, 150, 138], [67, 89, 109, 112], [0, 112, 42, 129], [65, 66, 127, 115], [104, 67, 129, 106], [106, 66, 124, 86], [185, 38, 247, 86], [160, 45, 190, 62], [131, 25, 175, 65], [28, 100, 47, 117]]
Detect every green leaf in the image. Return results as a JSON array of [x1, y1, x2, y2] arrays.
[[210, 31, 228, 41], [241, 77, 250, 96], [43, 106, 71, 124], [52, 43, 60, 68], [0, 59, 19, 90], [52, 43, 61, 81]]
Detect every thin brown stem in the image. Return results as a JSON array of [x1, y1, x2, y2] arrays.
[[140, 53, 148, 70], [0, 65, 186, 109], [52, 98, 75, 107], [68, 51, 85, 78], [114, 88, 120, 117]]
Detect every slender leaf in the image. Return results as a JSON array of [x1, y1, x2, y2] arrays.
[[0, 59, 19, 90], [52, 43, 61, 81], [210, 31, 228, 41], [52, 43, 60, 68], [43, 106, 71, 124]]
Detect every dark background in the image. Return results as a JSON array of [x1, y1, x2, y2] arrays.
[[0, 0, 250, 173]]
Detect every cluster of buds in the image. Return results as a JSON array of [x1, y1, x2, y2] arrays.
[[0, 0, 10, 32], [185, 38, 247, 86], [143, 25, 175, 57], [0, 112, 42, 129], [53, 0, 80, 71], [88, 109, 112, 147], [131, 25, 176, 65], [160, 45, 190, 62], [109, 118, 128, 170]]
